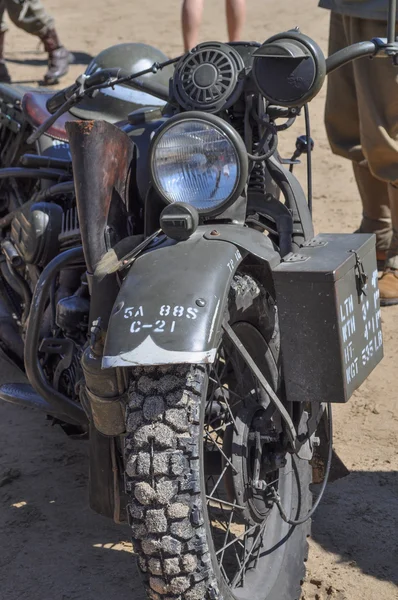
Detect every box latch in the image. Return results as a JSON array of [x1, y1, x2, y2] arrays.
[[350, 249, 368, 296]]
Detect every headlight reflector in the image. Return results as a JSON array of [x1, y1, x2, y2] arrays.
[[151, 113, 247, 215]]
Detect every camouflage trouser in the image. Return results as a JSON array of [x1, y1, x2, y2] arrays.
[[325, 11, 398, 268], [0, 0, 54, 36]]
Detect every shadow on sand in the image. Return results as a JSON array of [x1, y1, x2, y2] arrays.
[[311, 469, 398, 587], [6, 50, 93, 67]]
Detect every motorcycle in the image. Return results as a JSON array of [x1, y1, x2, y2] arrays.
[[0, 5, 392, 597]]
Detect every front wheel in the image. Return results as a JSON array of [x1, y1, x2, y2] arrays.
[[124, 275, 311, 600]]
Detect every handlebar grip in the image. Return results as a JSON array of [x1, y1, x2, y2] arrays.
[[46, 84, 77, 114], [84, 68, 130, 88]]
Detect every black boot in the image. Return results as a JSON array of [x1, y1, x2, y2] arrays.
[[39, 28, 73, 85], [0, 31, 11, 83]]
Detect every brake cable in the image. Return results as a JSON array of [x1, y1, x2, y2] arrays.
[[222, 322, 298, 450], [270, 402, 333, 525]]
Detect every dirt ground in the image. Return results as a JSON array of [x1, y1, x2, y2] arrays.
[[0, 0, 397, 599]]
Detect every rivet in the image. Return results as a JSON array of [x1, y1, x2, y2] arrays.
[[210, 230, 220, 236], [196, 298, 206, 307]]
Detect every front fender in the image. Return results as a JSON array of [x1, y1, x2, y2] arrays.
[[102, 226, 280, 367]]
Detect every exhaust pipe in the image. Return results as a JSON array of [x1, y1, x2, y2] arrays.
[[0, 381, 68, 421]]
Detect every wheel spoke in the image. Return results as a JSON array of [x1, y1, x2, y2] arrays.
[[206, 496, 245, 510], [207, 464, 229, 499], [212, 370, 239, 433], [219, 500, 236, 567], [208, 377, 246, 402], [242, 526, 248, 587], [204, 430, 237, 474], [231, 521, 267, 588], [220, 564, 230, 585], [215, 522, 260, 556], [208, 421, 234, 435]]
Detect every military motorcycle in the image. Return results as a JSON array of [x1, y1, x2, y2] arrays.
[[0, 4, 393, 597]]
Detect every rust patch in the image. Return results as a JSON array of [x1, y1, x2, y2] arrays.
[[74, 120, 96, 134]]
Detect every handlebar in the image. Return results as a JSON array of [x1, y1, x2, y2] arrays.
[[326, 40, 378, 74], [85, 67, 170, 102], [46, 67, 170, 115], [46, 83, 77, 114], [124, 77, 170, 102], [43, 36, 396, 129]]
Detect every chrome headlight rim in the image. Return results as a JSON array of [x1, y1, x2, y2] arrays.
[[149, 111, 248, 217]]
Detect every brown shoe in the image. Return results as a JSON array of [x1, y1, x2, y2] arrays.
[[379, 268, 398, 306], [39, 28, 74, 85]]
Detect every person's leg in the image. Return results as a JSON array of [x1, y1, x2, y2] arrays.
[[181, 0, 204, 52], [5, 0, 72, 84], [0, 2, 10, 83], [225, 0, 245, 42], [353, 162, 392, 262], [324, 11, 392, 265], [379, 184, 398, 304], [349, 16, 398, 303]]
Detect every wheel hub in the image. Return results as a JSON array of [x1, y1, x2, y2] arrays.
[[223, 405, 286, 526]]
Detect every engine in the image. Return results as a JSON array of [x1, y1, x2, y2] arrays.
[[10, 201, 81, 267], [7, 200, 88, 408]]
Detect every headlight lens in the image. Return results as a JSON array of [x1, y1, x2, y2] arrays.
[[151, 117, 244, 214]]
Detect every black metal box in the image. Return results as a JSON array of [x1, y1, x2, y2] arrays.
[[273, 233, 383, 403]]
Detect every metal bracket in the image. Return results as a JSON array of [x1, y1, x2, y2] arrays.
[[371, 37, 398, 63], [302, 238, 328, 248], [283, 253, 309, 263], [203, 224, 281, 267], [296, 405, 324, 460]]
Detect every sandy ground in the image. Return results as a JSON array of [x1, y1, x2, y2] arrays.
[[0, 0, 397, 599]]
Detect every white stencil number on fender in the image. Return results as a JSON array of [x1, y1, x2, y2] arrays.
[[124, 304, 200, 334], [154, 320, 166, 332]]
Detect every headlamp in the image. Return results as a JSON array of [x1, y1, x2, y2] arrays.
[[150, 112, 248, 216]]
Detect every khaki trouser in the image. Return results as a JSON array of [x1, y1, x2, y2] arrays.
[[325, 11, 398, 268], [0, 0, 54, 36]]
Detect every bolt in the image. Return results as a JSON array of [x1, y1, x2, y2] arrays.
[[196, 298, 206, 307], [210, 230, 220, 236], [253, 479, 267, 491]]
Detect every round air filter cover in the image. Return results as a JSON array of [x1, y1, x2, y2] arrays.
[[173, 42, 245, 113]]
